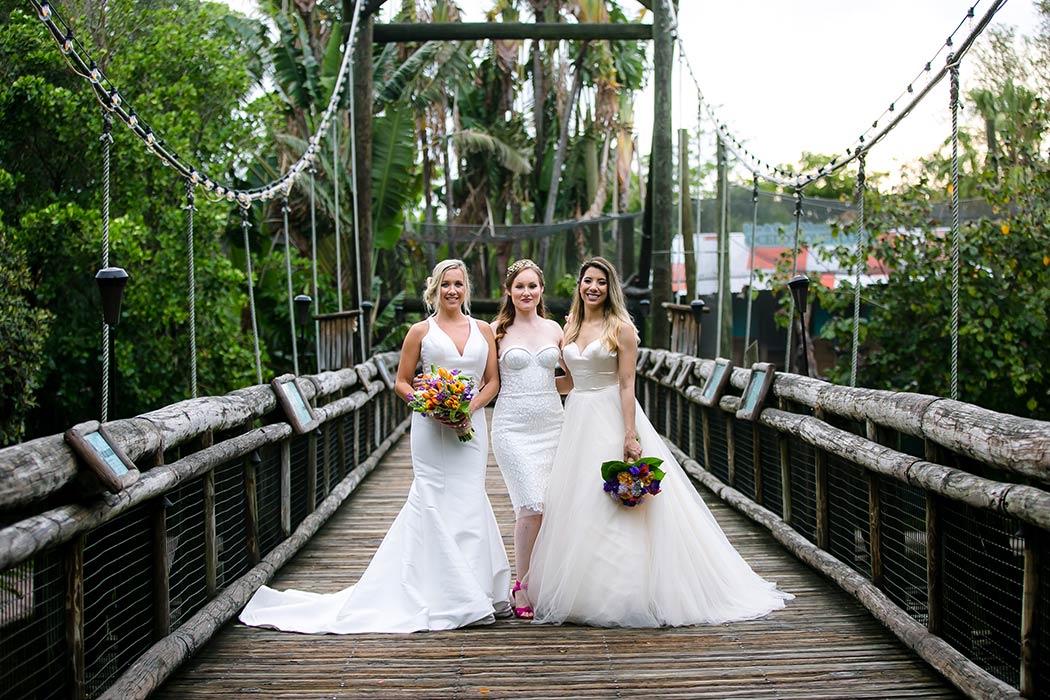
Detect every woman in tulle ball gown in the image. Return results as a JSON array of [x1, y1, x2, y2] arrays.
[[239, 259, 511, 634], [527, 256, 792, 628], [489, 259, 571, 619]]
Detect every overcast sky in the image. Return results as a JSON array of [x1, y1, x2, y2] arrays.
[[227, 0, 1042, 179]]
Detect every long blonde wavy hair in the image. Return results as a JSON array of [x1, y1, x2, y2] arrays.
[[422, 259, 472, 314], [492, 259, 547, 342], [563, 256, 637, 352]]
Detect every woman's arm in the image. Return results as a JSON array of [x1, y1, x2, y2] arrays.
[[616, 324, 642, 462], [471, 322, 501, 414], [394, 322, 427, 404]]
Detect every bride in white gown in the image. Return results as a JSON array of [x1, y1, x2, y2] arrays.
[[239, 260, 511, 633], [527, 257, 792, 628]]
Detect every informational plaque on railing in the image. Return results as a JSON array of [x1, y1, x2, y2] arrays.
[[698, 358, 733, 407], [271, 375, 320, 434], [64, 420, 140, 493], [736, 362, 776, 421]]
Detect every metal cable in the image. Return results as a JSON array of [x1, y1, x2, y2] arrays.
[[184, 181, 198, 398], [714, 143, 726, 354], [785, 189, 803, 373], [851, 155, 866, 387], [310, 165, 320, 374], [283, 196, 300, 375], [332, 117, 343, 312], [240, 207, 263, 384], [347, 3, 367, 364], [744, 174, 758, 352], [949, 56, 962, 401], [100, 113, 112, 422]]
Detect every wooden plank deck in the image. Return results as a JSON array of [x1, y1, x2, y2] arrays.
[[157, 418, 961, 699]]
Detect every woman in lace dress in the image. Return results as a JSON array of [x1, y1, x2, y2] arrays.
[[489, 259, 569, 619], [239, 259, 511, 633], [527, 256, 792, 627]]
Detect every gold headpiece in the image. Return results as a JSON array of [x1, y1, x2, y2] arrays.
[[506, 259, 538, 278]]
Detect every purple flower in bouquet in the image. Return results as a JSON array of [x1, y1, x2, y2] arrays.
[[600, 457, 666, 507], [408, 365, 477, 442]]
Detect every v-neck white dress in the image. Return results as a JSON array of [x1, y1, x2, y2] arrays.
[[239, 315, 511, 633], [527, 339, 792, 628]]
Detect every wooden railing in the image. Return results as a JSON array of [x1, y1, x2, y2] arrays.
[[0, 352, 407, 700], [635, 348, 1050, 700]]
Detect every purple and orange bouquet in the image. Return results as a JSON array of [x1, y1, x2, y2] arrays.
[[601, 456, 665, 507], [408, 365, 477, 441]]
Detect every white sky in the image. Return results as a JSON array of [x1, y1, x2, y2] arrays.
[[227, 0, 1043, 179]]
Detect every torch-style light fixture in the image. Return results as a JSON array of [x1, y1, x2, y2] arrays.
[[294, 294, 312, 327], [787, 275, 811, 376], [95, 267, 129, 326]]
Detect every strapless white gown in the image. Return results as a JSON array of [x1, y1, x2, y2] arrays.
[[239, 316, 511, 633], [527, 339, 792, 628], [491, 345, 563, 517]]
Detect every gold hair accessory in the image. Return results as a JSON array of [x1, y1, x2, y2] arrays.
[[506, 259, 537, 278]]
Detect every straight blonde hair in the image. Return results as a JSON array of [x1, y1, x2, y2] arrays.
[[563, 256, 637, 352]]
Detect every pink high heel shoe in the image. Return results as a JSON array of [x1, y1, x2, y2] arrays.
[[511, 579, 533, 619]]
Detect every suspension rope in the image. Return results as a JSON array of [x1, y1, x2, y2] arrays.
[[347, 22, 367, 364], [100, 112, 113, 422], [240, 206, 263, 385], [184, 181, 198, 398], [949, 55, 962, 400], [785, 189, 803, 373], [332, 116, 344, 313], [282, 195, 300, 376], [850, 154, 867, 387], [694, 98, 703, 299], [310, 164, 320, 374], [744, 174, 759, 353], [714, 140, 726, 355]]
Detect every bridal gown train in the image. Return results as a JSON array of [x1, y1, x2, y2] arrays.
[[239, 316, 511, 633], [528, 339, 792, 628]]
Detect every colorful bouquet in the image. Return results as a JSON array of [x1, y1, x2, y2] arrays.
[[601, 456, 665, 507], [408, 365, 477, 441]]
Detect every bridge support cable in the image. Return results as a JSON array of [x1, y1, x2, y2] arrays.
[[694, 99, 703, 296], [744, 174, 759, 354], [851, 155, 867, 388], [99, 112, 113, 422], [949, 55, 962, 401], [184, 182, 198, 398], [714, 138, 726, 356], [240, 207, 264, 385], [282, 196, 300, 376], [346, 0, 367, 364], [785, 190, 803, 373], [310, 165, 320, 374]]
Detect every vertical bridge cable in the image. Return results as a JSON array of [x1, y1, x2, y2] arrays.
[[694, 99, 703, 299], [333, 117, 343, 312], [785, 189, 803, 373], [949, 54, 962, 401], [310, 164, 320, 374], [714, 142, 726, 355], [185, 181, 198, 398], [241, 206, 263, 385], [283, 195, 300, 376], [100, 112, 113, 422], [347, 1, 367, 364], [851, 154, 867, 388], [744, 174, 758, 353]]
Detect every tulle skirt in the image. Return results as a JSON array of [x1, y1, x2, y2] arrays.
[[527, 384, 792, 628]]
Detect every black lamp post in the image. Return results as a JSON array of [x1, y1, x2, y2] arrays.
[[689, 297, 708, 357], [294, 294, 312, 373], [96, 267, 129, 326], [788, 275, 810, 376], [360, 300, 374, 359]]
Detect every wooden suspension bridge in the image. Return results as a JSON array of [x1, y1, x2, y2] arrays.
[[1, 339, 1048, 700]]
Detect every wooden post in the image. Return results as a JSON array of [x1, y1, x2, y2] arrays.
[[701, 409, 711, 475], [280, 439, 291, 538], [151, 448, 170, 640], [925, 439, 943, 636], [688, 397, 698, 465], [338, 412, 348, 479], [814, 407, 829, 550], [866, 421, 883, 588], [244, 450, 259, 566], [726, 414, 736, 486], [201, 430, 217, 598], [353, 407, 362, 471], [1020, 525, 1040, 697], [65, 534, 85, 700], [779, 399, 793, 524], [306, 432, 318, 514], [649, 0, 674, 349], [752, 424, 762, 505]]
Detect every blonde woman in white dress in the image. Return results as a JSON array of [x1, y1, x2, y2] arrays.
[[527, 256, 792, 627], [239, 260, 511, 633], [489, 259, 569, 619]]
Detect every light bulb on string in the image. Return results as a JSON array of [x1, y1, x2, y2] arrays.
[[203, 179, 214, 191], [61, 31, 73, 54], [190, 170, 200, 184], [108, 89, 121, 110], [37, 2, 52, 20], [214, 185, 225, 197], [89, 61, 101, 84], [127, 110, 138, 128], [226, 190, 235, 202]]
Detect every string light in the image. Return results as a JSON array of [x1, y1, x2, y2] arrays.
[[127, 109, 138, 128], [36, 1, 51, 20], [88, 61, 100, 84], [61, 30, 73, 54]]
